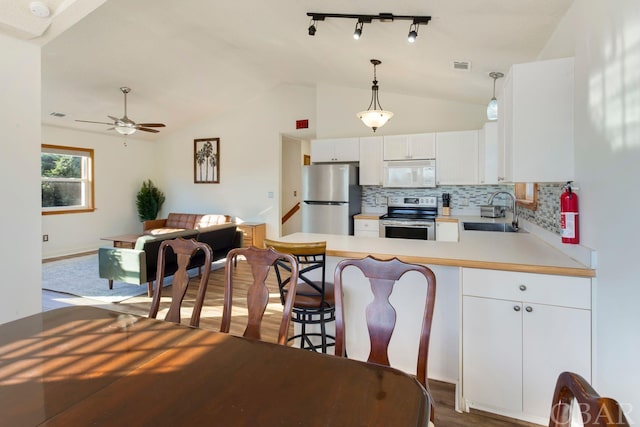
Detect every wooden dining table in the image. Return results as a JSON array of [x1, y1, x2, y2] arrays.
[[0, 306, 430, 426]]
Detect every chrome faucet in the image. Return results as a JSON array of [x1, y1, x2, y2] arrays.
[[488, 191, 519, 230]]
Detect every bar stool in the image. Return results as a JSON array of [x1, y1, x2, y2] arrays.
[[264, 239, 335, 353]]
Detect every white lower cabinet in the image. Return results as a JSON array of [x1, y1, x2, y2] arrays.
[[354, 218, 380, 237], [435, 219, 459, 242], [461, 268, 591, 424]]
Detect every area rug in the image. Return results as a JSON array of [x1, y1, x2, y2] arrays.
[[42, 254, 221, 304]]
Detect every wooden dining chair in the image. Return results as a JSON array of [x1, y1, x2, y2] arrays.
[[334, 255, 437, 425], [221, 246, 299, 345], [263, 239, 335, 353], [549, 371, 630, 427], [148, 237, 213, 328]]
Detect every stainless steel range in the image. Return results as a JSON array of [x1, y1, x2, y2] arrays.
[[379, 196, 438, 240]]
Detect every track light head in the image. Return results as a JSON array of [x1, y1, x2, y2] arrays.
[[308, 18, 317, 36], [353, 21, 364, 40], [408, 23, 419, 43]]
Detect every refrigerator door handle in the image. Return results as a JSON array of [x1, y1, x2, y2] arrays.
[[303, 201, 347, 206]]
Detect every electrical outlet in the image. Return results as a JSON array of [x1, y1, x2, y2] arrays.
[[460, 198, 469, 207], [43, 234, 49, 242]]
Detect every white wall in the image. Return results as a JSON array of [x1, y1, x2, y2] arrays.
[[281, 136, 303, 237], [155, 84, 316, 239], [316, 83, 486, 138], [41, 126, 159, 258], [0, 34, 42, 323], [541, 0, 640, 416]]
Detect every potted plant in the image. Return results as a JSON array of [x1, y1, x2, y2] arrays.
[[136, 179, 165, 221]]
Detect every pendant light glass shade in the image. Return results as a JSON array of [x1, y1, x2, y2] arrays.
[[486, 72, 503, 121], [486, 98, 498, 121], [358, 59, 393, 132], [357, 109, 394, 130]]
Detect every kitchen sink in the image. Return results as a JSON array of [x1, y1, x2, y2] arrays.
[[462, 222, 522, 233]]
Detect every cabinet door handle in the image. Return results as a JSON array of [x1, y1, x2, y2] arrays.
[[519, 284, 527, 291], [525, 306, 533, 313], [513, 305, 521, 312]]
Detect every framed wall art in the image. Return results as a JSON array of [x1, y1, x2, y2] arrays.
[[194, 138, 220, 184]]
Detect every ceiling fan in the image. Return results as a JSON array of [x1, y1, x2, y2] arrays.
[[75, 87, 166, 135]]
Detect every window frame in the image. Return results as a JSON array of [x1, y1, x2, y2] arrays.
[[41, 144, 95, 215], [515, 182, 538, 211]]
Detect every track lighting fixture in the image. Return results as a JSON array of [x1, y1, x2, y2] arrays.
[[408, 23, 419, 43], [306, 12, 431, 42], [353, 20, 364, 40], [357, 59, 393, 132], [487, 72, 504, 121]]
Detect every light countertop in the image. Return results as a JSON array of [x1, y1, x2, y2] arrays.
[[281, 217, 595, 277]]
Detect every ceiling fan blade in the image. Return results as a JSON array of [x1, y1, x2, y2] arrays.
[[136, 123, 166, 127], [108, 115, 123, 123], [75, 119, 115, 125], [137, 127, 160, 133]]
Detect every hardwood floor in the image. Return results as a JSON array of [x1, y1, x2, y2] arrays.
[[42, 255, 540, 427]]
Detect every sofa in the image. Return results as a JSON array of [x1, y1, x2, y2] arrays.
[[99, 220, 243, 297], [142, 213, 232, 235]]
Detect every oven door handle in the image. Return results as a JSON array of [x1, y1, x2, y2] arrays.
[[381, 222, 434, 228]]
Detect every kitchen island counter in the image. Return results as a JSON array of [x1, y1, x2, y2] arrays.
[[280, 224, 594, 277]]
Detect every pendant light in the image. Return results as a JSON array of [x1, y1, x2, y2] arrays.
[[357, 59, 393, 132], [486, 72, 504, 121]]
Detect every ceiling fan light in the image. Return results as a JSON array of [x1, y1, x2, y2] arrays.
[[115, 125, 137, 135]]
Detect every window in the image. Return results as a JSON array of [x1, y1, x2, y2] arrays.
[[41, 144, 95, 215], [515, 182, 538, 211]]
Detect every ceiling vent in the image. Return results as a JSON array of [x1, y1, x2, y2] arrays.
[[49, 112, 66, 117], [453, 60, 471, 71]]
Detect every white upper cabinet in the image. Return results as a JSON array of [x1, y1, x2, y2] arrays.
[[311, 138, 360, 163], [499, 57, 574, 182], [478, 122, 499, 184], [359, 136, 384, 186], [383, 133, 436, 160], [435, 130, 479, 185]]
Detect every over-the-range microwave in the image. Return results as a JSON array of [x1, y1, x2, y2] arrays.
[[383, 159, 436, 188]]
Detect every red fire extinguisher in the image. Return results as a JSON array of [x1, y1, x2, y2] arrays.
[[560, 181, 579, 244]]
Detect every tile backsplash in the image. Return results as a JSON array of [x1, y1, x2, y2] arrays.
[[517, 183, 564, 234], [362, 183, 563, 235]]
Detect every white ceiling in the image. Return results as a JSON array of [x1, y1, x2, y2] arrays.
[[5, 0, 573, 139]]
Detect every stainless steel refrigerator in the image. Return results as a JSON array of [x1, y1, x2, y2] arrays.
[[302, 164, 361, 235]]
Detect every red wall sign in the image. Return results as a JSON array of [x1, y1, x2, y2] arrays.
[[296, 119, 309, 129]]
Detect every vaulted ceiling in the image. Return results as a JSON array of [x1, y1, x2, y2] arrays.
[[3, 0, 573, 139]]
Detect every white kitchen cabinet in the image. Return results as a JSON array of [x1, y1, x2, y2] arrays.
[[435, 219, 459, 242], [359, 136, 383, 186], [354, 218, 380, 237], [383, 133, 435, 160], [462, 268, 591, 424], [435, 130, 479, 185], [478, 122, 499, 184], [311, 138, 359, 163], [499, 57, 574, 182]]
